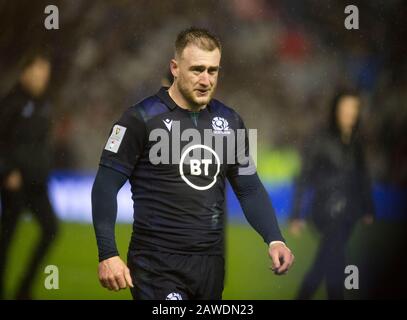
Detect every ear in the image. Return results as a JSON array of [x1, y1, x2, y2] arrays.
[[170, 59, 178, 78]]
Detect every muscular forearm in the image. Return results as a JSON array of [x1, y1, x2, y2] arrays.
[[91, 165, 127, 261], [229, 173, 285, 244]]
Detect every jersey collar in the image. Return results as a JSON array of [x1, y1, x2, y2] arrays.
[[156, 87, 213, 113]]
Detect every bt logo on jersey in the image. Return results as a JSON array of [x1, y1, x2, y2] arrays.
[[179, 144, 220, 191], [190, 159, 212, 176]]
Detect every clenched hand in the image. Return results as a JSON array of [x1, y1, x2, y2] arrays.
[[268, 243, 294, 275], [98, 256, 133, 291]]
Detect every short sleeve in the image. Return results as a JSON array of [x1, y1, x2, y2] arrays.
[[99, 106, 147, 177]]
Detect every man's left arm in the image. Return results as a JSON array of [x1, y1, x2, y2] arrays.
[[227, 113, 294, 274], [228, 172, 294, 275]]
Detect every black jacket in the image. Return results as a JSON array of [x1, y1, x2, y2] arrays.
[[0, 85, 52, 182], [291, 128, 375, 230]]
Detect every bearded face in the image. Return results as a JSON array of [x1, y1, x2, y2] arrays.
[[171, 44, 221, 109]]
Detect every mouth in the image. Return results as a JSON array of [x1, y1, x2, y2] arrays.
[[195, 88, 210, 96]]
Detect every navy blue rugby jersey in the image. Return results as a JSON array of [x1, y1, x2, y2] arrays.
[[99, 87, 255, 255]]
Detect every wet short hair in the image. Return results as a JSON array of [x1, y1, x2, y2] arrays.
[[175, 27, 221, 58]]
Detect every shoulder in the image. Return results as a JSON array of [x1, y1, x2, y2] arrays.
[[119, 94, 170, 124], [210, 99, 243, 126], [0, 87, 25, 109]]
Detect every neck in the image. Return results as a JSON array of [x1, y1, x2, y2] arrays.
[[168, 84, 205, 112], [340, 127, 352, 144]]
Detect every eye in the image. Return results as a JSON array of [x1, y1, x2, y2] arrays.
[[208, 68, 219, 75]]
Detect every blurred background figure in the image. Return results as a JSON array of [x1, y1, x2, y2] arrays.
[[0, 54, 59, 300], [289, 90, 374, 300]]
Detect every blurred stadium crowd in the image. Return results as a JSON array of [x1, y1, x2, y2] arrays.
[[0, 0, 406, 186]]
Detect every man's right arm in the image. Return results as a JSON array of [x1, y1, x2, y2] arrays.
[[91, 165, 128, 261], [92, 165, 134, 291], [92, 105, 146, 260], [92, 106, 147, 291]]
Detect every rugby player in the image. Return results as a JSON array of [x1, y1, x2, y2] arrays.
[[92, 27, 294, 300]]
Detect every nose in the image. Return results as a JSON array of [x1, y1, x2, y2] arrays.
[[199, 71, 210, 87]]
